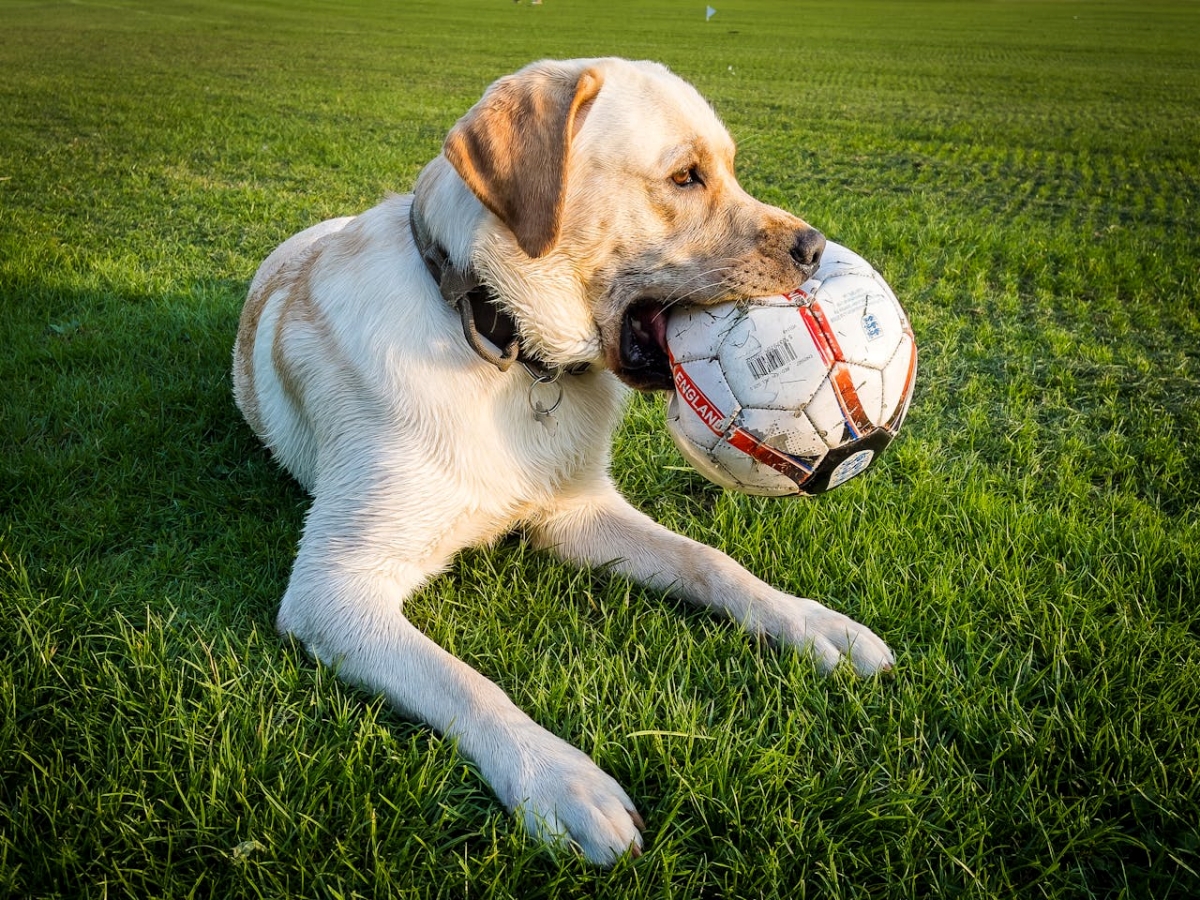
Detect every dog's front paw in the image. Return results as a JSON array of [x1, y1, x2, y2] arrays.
[[768, 595, 895, 675], [493, 727, 643, 865]]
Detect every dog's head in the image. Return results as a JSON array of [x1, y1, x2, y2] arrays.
[[418, 57, 824, 390]]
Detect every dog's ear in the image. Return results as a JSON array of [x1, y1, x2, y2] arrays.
[[444, 62, 604, 259]]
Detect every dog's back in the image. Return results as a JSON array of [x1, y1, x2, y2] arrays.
[[233, 216, 355, 487]]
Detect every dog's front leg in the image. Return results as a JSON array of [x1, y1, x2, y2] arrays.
[[532, 480, 895, 675], [276, 528, 643, 865]]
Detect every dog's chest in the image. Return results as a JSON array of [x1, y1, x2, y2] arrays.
[[436, 369, 626, 500]]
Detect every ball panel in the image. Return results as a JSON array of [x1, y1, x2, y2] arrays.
[[802, 377, 850, 449], [880, 333, 917, 424], [666, 391, 720, 452], [736, 406, 827, 459], [666, 423, 744, 492], [716, 305, 827, 409], [843, 363, 885, 424], [664, 304, 740, 364], [817, 277, 906, 369], [708, 437, 801, 497], [798, 427, 896, 494], [882, 335, 918, 429], [668, 356, 740, 450], [813, 240, 873, 275]]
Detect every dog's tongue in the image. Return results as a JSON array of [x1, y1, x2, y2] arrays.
[[639, 305, 669, 355]]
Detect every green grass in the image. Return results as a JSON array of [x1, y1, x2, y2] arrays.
[[3, 0, 1199, 896]]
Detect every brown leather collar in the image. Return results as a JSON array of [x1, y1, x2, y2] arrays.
[[408, 202, 588, 376]]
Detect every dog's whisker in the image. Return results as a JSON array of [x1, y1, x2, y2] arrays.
[[659, 263, 739, 308]]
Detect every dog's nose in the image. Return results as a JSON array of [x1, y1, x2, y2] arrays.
[[790, 227, 826, 272]]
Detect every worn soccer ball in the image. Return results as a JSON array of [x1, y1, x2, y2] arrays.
[[665, 241, 916, 496]]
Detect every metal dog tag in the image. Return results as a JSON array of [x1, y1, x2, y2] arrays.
[[533, 403, 559, 435], [526, 367, 563, 435]]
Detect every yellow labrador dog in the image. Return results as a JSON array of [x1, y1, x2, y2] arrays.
[[233, 57, 894, 864]]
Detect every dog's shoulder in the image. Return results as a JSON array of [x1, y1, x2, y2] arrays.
[[274, 196, 451, 361]]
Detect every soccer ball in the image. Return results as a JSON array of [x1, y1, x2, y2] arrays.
[[665, 241, 916, 497]]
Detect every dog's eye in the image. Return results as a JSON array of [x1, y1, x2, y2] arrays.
[[671, 166, 702, 188]]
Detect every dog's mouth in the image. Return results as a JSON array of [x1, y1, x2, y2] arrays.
[[615, 300, 673, 391]]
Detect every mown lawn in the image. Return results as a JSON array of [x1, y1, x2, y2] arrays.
[[2, 1, 1198, 897]]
